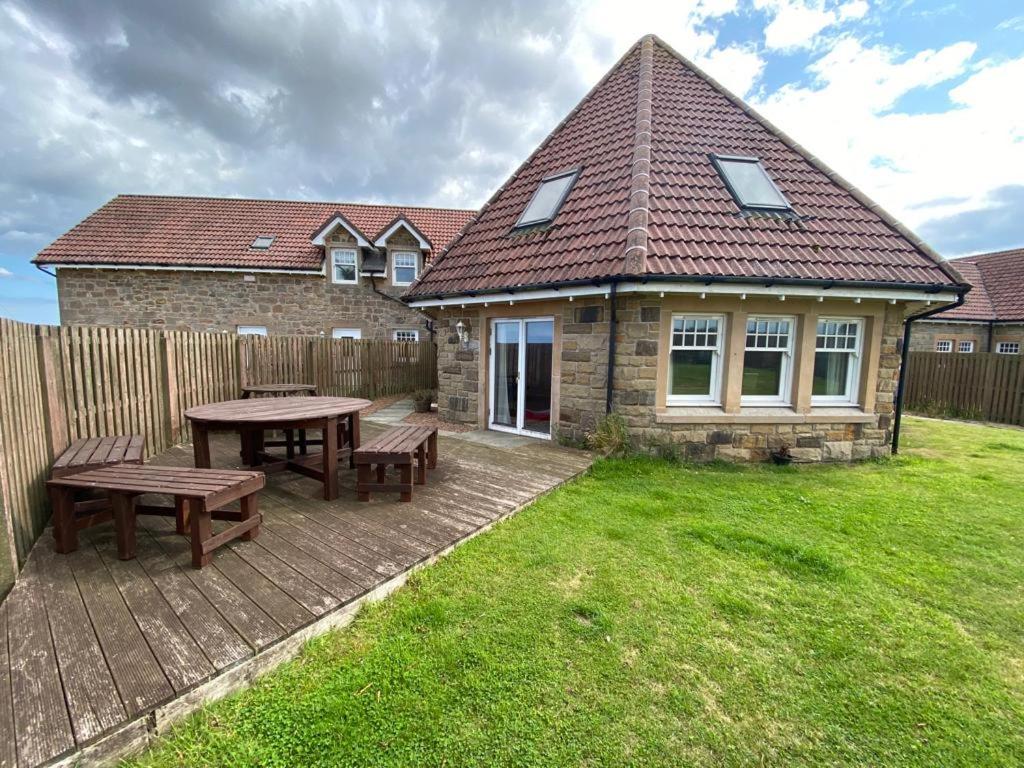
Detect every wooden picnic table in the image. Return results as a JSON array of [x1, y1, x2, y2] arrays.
[[241, 383, 317, 398], [185, 396, 372, 501]]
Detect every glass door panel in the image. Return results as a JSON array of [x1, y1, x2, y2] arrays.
[[523, 320, 553, 435], [491, 320, 519, 428]]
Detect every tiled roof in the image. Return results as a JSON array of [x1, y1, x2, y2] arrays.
[[407, 35, 963, 299], [936, 248, 1024, 321], [35, 195, 475, 271]]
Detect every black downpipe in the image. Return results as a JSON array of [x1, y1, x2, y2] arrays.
[[605, 282, 618, 414], [987, 320, 995, 353], [368, 272, 433, 339], [892, 292, 966, 454]]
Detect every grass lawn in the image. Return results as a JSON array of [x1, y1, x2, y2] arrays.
[[132, 417, 1024, 767]]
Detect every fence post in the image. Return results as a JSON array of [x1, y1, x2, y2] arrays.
[[163, 332, 181, 443], [35, 328, 69, 459]]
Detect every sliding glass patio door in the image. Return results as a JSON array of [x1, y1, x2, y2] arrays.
[[489, 317, 553, 438]]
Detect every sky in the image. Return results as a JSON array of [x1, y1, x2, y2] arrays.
[[0, 0, 1022, 325]]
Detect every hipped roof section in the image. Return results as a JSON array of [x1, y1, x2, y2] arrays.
[[407, 34, 965, 299], [937, 247, 1024, 322]]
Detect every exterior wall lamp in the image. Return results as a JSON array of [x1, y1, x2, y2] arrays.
[[455, 320, 470, 345]]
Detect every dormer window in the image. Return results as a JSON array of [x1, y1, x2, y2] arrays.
[[250, 236, 275, 249], [710, 155, 792, 212], [331, 248, 358, 284], [514, 169, 579, 229]]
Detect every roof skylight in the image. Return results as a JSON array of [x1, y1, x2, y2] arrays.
[[710, 155, 792, 212], [250, 236, 275, 249], [515, 169, 579, 228]]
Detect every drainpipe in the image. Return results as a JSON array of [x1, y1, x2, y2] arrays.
[[605, 281, 618, 414], [892, 292, 966, 454], [987, 320, 994, 353]]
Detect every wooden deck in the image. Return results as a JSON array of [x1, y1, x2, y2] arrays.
[[0, 426, 591, 768]]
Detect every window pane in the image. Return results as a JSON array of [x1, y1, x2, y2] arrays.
[[518, 172, 575, 225], [671, 350, 713, 396], [714, 158, 790, 209], [395, 266, 416, 284], [742, 351, 783, 397], [813, 352, 850, 397]]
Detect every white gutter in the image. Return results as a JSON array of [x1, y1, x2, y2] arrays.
[[407, 281, 961, 308]]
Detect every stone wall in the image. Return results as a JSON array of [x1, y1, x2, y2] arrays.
[[910, 320, 1024, 353], [55, 267, 430, 339], [431, 296, 906, 463]]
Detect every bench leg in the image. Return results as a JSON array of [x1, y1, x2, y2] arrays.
[[323, 416, 339, 501], [174, 496, 190, 535], [50, 485, 78, 554], [192, 422, 212, 469], [285, 429, 295, 459], [240, 494, 260, 542], [356, 464, 371, 502], [349, 413, 360, 469], [299, 428, 308, 455], [400, 464, 413, 502], [111, 493, 137, 561], [190, 500, 212, 569], [428, 431, 438, 470], [416, 444, 426, 485], [376, 464, 387, 483]]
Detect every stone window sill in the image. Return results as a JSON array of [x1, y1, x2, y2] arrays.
[[654, 406, 875, 425]]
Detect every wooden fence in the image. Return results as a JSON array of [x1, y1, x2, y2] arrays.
[[0, 318, 437, 579], [905, 351, 1024, 425]]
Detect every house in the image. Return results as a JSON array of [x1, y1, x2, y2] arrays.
[[404, 35, 967, 462], [909, 247, 1024, 355], [34, 195, 475, 341]]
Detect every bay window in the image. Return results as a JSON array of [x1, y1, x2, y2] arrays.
[[668, 315, 724, 405], [741, 316, 794, 404], [812, 318, 862, 405], [331, 248, 357, 284]]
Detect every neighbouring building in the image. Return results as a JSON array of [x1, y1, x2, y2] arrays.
[[35, 195, 475, 341], [404, 35, 967, 462], [909, 247, 1024, 355]]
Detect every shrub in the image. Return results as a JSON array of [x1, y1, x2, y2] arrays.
[[586, 413, 632, 457], [411, 389, 435, 413]]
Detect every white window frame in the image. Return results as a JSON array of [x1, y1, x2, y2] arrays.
[[740, 315, 795, 406], [237, 325, 267, 336], [666, 314, 725, 406], [330, 248, 358, 284], [393, 329, 419, 342], [996, 341, 1020, 355], [935, 340, 953, 353], [391, 251, 419, 286], [957, 340, 974, 353], [332, 328, 362, 340], [811, 317, 863, 406]]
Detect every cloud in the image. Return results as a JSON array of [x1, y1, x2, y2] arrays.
[[0, 268, 13, 277], [752, 37, 1024, 249], [754, 0, 868, 52], [918, 185, 1024, 257]]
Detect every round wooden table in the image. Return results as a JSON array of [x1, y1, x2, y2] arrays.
[[185, 397, 372, 500]]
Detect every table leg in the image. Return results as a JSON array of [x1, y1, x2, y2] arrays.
[[192, 422, 212, 468], [252, 429, 265, 466], [349, 412, 361, 468], [299, 428, 308, 455], [427, 431, 438, 470], [323, 416, 339, 501], [400, 464, 413, 502], [285, 429, 295, 459], [111, 493, 137, 560], [416, 443, 427, 485], [190, 500, 212, 569], [50, 485, 78, 554]]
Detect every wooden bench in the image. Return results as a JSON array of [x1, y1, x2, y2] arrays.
[[49, 435, 145, 540], [354, 425, 437, 502], [48, 465, 265, 568]]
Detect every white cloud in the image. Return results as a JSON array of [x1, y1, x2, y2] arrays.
[[0, 268, 13, 277], [755, 0, 869, 51], [753, 37, 1024, 245], [694, 44, 766, 96]]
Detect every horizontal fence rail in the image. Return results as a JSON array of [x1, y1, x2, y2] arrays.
[[0, 318, 437, 578], [905, 351, 1024, 426]]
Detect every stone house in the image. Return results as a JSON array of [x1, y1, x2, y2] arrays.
[[35, 195, 474, 340], [909, 247, 1024, 355], [404, 35, 967, 462]]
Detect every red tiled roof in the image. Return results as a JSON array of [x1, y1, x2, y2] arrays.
[[35, 195, 475, 271], [937, 248, 1024, 321], [408, 35, 962, 299]]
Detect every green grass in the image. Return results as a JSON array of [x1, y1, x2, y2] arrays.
[[131, 417, 1024, 767]]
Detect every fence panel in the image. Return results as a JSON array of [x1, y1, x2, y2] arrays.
[[0, 320, 437, 581], [906, 351, 1024, 426]]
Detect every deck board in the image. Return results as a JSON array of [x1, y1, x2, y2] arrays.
[[0, 425, 591, 767]]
